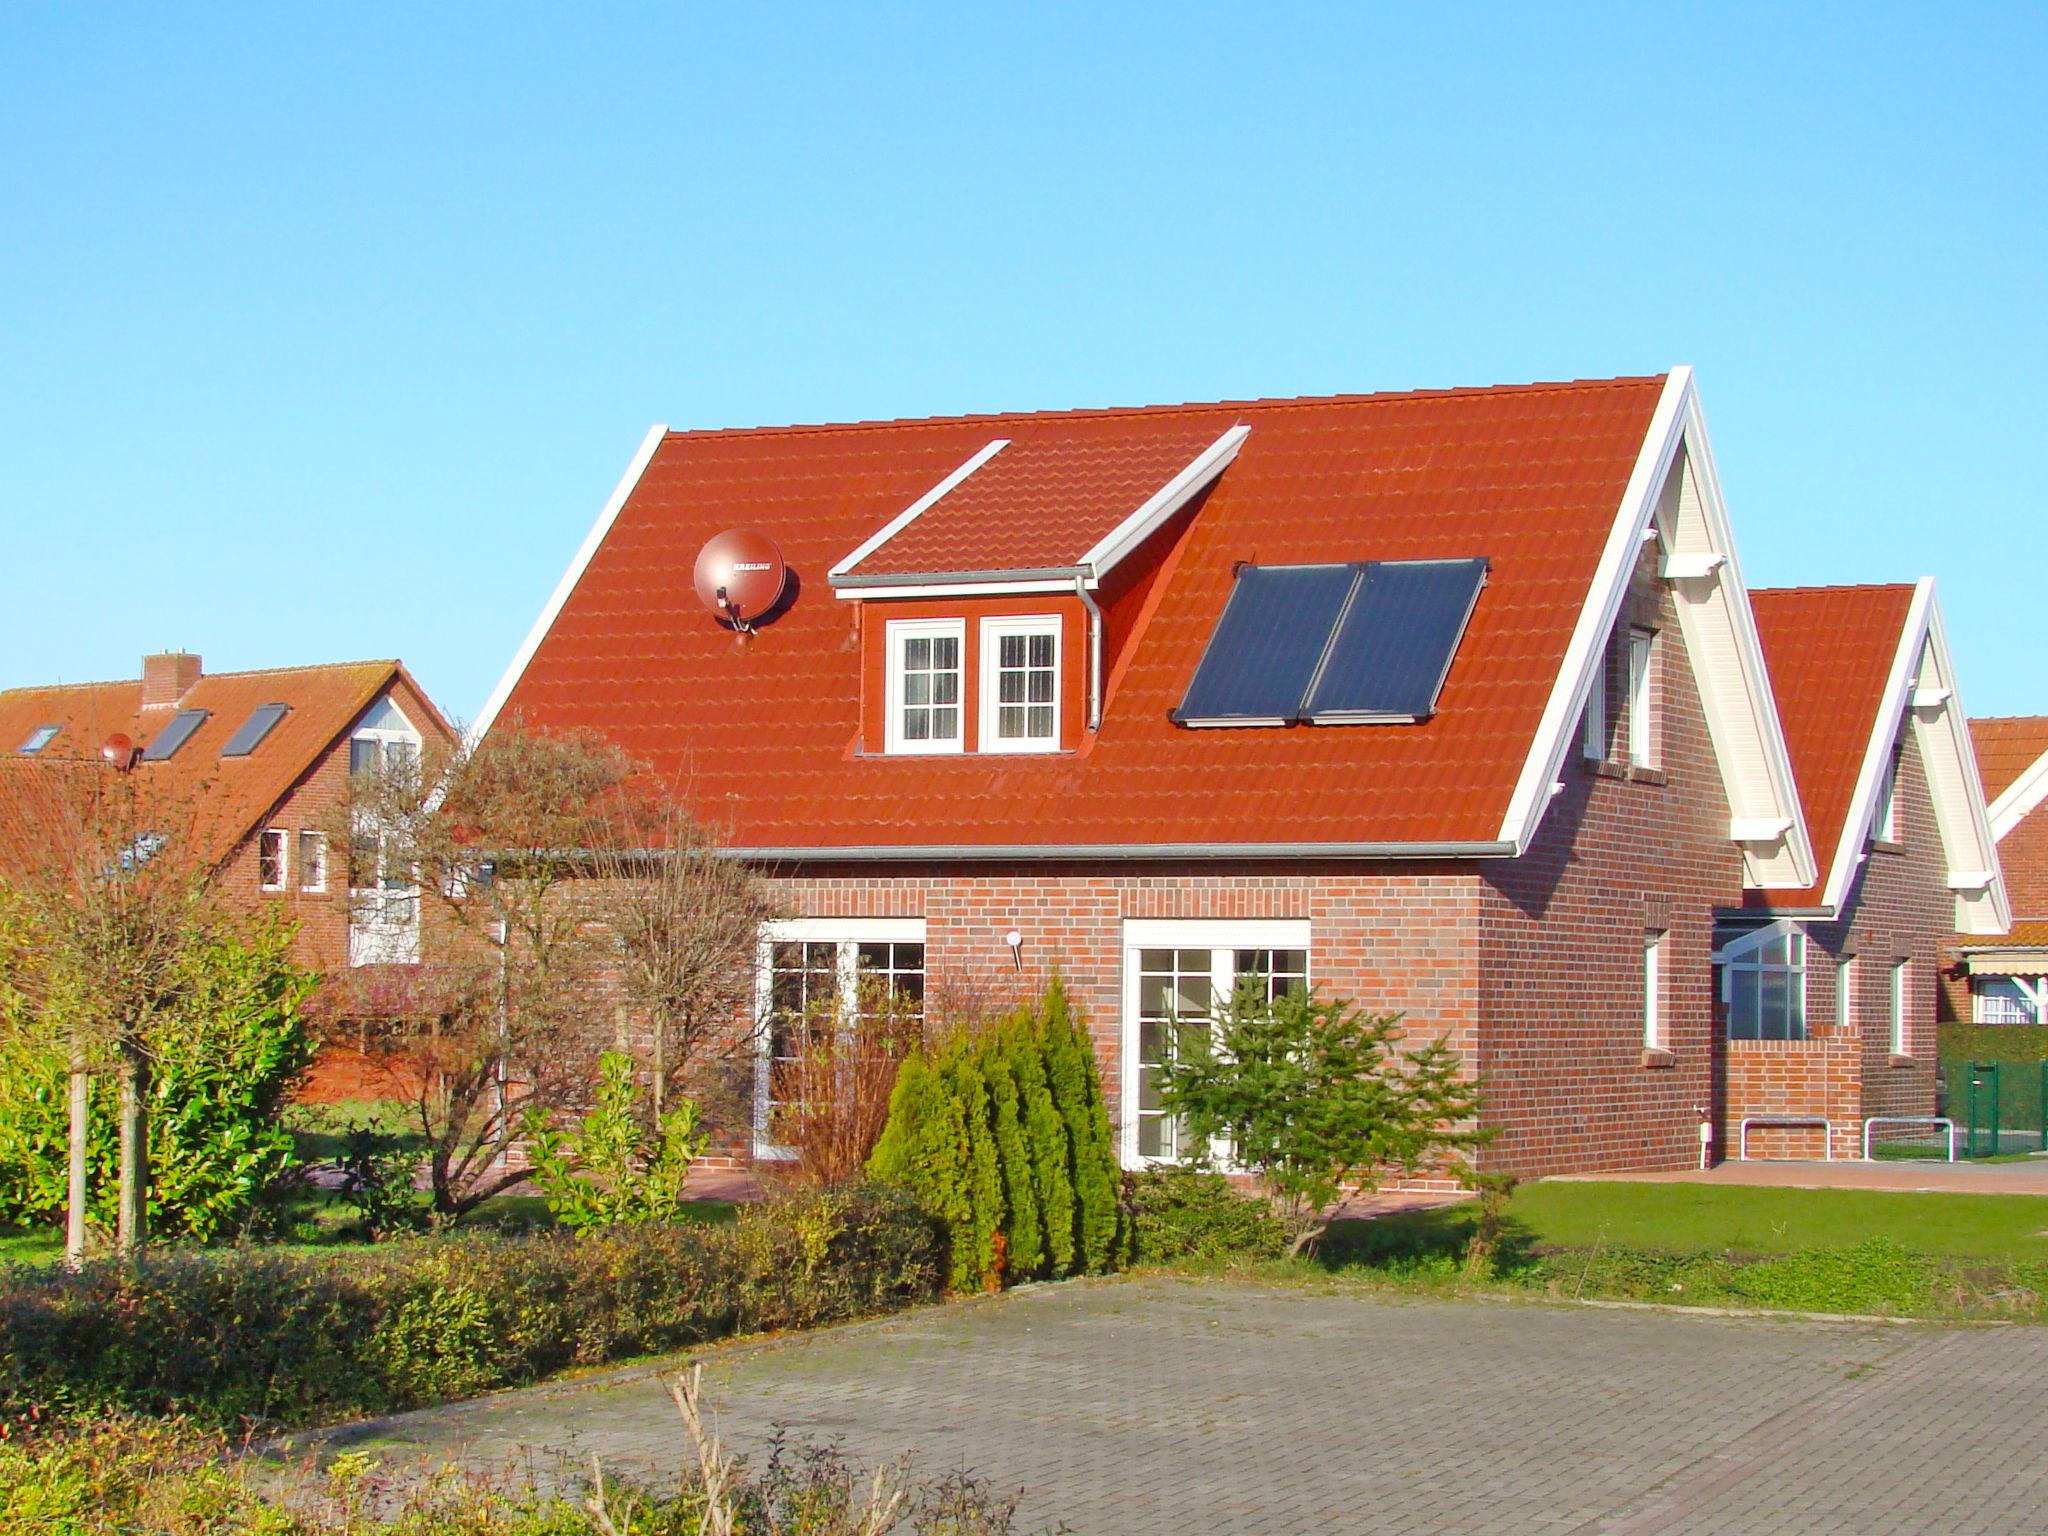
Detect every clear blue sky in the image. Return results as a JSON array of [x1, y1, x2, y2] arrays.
[[4, 4, 2041, 723]]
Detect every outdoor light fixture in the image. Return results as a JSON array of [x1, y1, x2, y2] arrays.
[[1004, 929, 1023, 971]]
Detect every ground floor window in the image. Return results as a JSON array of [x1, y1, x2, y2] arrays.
[[1717, 920, 1806, 1041], [1974, 976, 2046, 1026], [754, 919, 925, 1158], [1120, 919, 1309, 1167]]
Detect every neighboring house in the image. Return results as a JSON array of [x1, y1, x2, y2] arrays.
[[476, 369, 2008, 1176], [0, 651, 456, 977], [1946, 717, 2048, 1024], [1737, 585, 2008, 1158]]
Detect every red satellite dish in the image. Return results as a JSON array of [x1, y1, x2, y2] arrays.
[[693, 529, 788, 633], [101, 733, 136, 771]]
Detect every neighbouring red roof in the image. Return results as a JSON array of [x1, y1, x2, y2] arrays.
[[1970, 717, 2048, 804], [1749, 584, 1918, 908], [839, 417, 1232, 578], [0, 661, 450, 875], [496, 376, 1669, 852]]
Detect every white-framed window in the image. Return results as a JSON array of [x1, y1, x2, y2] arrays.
[[753, 918, 927, 1159], [1627, 628, 1655, 768], [1581, 646, 1607, 760], [1974, 976, 2045, 1026], [1643, 930, 1666, 1051], [1718, 919, 1807, 1041], [348, 694, 423, 778], [1889, 958, 1910, 1056], [1837, 954, 1856, 1033], [298, 831, 326, 893], [978, 615, 1061, 752], [884, 619, 965, 754], [1872, 748, 1899, 842], [1120, 919, 1310, 1167], [258, 829, 287, 891]]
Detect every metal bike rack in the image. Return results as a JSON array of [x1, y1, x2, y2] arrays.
[[1737, 1115, 1836, 1161], [1862, 1115, 1956, 1163]]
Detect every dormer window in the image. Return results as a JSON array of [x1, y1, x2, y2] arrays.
[[17, 724, 59, 755], [980, 617, 1060, 752], [886, 619, 964, 754]]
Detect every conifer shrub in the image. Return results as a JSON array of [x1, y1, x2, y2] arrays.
[[866, 984, 1123, 1290]]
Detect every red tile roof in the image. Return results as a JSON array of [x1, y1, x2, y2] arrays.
[[840, 418, 1232, 577], [496, 376, 1669, 853], [0, 661, 448, 876], [1970, 717, 2048, 804], [1749, 584, 1918, 909]]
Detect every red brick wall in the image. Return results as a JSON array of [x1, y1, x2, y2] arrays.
[[1478, 544, 1742, 1175], [1996, 793, 2048, 919]]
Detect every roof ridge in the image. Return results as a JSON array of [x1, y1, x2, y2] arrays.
[[0, 659, 400, 698], [1751, 581, 1920, 598], [660, 373, 1671, 445]]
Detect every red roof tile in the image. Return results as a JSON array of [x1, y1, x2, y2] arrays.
[[1970, 717, 2048, 804], [1749, 585, 1917, 908], [497, 376, 1669, 852]]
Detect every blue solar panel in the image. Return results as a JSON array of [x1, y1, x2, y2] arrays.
[[1302, 558, 1487, 723], [141, 708, 209, 762], [220, 703, 289, 757], [1173, 565, 1361, 726]]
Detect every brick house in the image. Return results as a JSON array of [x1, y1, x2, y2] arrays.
[[1734, 586, 2009, 1158], [476, 369, 2008, 1176], [0, 652, 457, 988], [1945, 717, 2048, 1024]]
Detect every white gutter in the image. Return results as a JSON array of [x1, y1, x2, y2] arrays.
[[1074, 575, 1103, 731]]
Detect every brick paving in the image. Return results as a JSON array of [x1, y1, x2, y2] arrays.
[[317, 1277, 2046, 1533]]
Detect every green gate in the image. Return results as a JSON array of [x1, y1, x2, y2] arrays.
[[1947, 1059, 2048, 1158]]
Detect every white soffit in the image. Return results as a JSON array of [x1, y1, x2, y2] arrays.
[[1989, 744, 2048, 841], [470, 424, 668, 747], [1497, 368, 1817, 889]]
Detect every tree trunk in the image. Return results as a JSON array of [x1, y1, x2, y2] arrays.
[[652, 1012, 666, 1122], [116, 1036, 149, 1256], [65, 1043, 90, 1269]]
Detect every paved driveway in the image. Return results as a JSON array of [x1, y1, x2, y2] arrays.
[[321, 1277, 2044, 1533]]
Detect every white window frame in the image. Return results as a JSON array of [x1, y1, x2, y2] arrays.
[[1889, 958, 1909, 1056], [1872, 748, 1899, 842], [298, 830, 327, 894], [753, 917, 926, 1160], [1974, 975, 2045, 1026], [258, 828, 287, 892], [884, 618, 966, 756], [1119, 918, 1310, 1169], [977, 614, 1062, 754], [1836, 953, 1856, 1033], [346, 697, 424, 965], [1581, 646, 1607, 760], [1716, 917, 1808, 1041], [1627, 628, 1655, 768], [349, 694, 423, 775], [1643, 929, 1666, 1051]]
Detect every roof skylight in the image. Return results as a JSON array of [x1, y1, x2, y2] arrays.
[[17, 724, 60, 755], [141, 708, 209, 762], [220, 703, 289, 758]]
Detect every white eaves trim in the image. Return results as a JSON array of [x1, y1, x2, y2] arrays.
[[830, 424, 1248, 598], [1823, 579, 2010, 934], [1989, 744, 2048, 842], [1495, 367, 1817, 889], [470, 424, 667, 747], [826, 439, 1010, 583]]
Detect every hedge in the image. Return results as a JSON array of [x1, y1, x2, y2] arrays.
[[0, 1184, 939, 1429]]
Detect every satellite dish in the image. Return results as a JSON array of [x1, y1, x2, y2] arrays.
[[101, 733, 136, 771], [693, 529, 788, 634]]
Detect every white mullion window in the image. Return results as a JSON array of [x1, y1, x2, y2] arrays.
[[885, 619, 965, 754], [1837, 954, 1857, 1033], [979, 615, 1061, 753], [1121, 919, 1310, 1168], [1627, 628, 1655, 767], [1890, 959, 1910, 1056], [298, 831, 327, 893], [258, 828, 287, 891], [753, 918, 926, 1159], [1717, 919, 1807, 1041], [1975, 976, 2045, 1026], [1581, 644, 1608, 760], [1644, 930, 1666, 1050]]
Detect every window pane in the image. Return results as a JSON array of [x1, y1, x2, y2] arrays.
[[1028, 670, 1055, 704], [905, 637, 930, 669], [1730, 969, 1760, 1040], [931, 706, 958, 740], [1029, 633, 1054, 667], [932, 636, 958, 669], [1001, 633, 1025, 667], [1137, 1114, 1166, 1159], [1027, 705, 1054, 737], [933, 670, 959, 707], [1000, 671, 1025, 704], [349, 738, 379, 775]]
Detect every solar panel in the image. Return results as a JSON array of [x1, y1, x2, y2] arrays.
[[17, 723, 60, 755], [220, 703, 289, 758], [141, 708, 209, 762], [1302, 558, 1488, 723], [1172, 564, 1361, 726]]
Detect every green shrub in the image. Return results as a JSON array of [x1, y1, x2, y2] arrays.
[[526, 1051, 704, 1231], [0, 1184, 939, 1429], [1041, 981, 1123, 1273], [982, 1046, 1044, 1279], [1125, 1166, 1289, 1264], [0, 916, 317, 1244], [1003, 1013, 1076, 1277]]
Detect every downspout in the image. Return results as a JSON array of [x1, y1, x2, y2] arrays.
[[1074, 574, 1103, 732]]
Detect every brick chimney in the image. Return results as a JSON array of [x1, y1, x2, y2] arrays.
[[141, 652, 201, 710]]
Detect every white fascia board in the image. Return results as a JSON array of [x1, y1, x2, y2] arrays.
[[1494, 371, 1691, 853], [1989, 746, 2048, 840], [1076, 424, 1250, 577], [827, 439, 1010, 583], [469, 424, 667, 748], [1731, 816, 1794, 841], [831, 578, 1080, 601], [1917, 587, 2012, 933], [1660, 551, 1725, 581], [1821, 579, 1931, 913]]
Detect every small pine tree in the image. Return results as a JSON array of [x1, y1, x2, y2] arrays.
[[868, 1052, 977, 1287], [1041, 979, 1123, 1273], [982, 1044, 1044, 1280], [940, 1041, 1006, 1290], [1004, 1011, 1076, 1277]]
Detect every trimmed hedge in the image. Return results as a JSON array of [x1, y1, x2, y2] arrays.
[[1125, 1166, 1289, 1264], [0, 1185, 939, 1429]]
